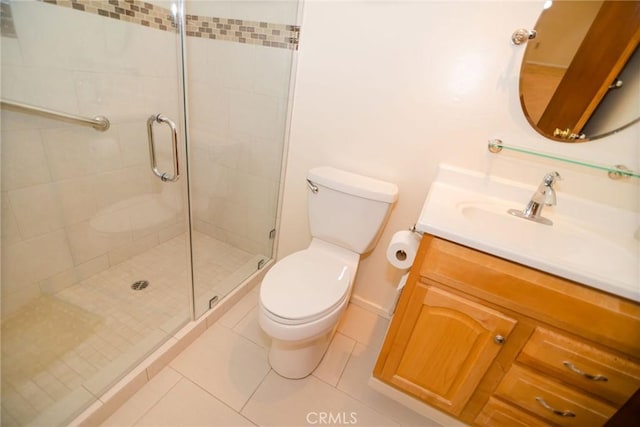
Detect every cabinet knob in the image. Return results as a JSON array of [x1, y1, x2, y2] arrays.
[[494, 335, 505, 344]]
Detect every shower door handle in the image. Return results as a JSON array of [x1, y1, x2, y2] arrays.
[[146, 114, 180, 182]]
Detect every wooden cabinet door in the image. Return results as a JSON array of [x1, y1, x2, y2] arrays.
[[378, 283, 517, 416]]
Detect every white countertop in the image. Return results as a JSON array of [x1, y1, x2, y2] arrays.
[[415, 165, 640, 302]]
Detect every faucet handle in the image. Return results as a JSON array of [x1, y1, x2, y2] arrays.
[[542, 171, 561, 206], [543, 171, 561, 186]]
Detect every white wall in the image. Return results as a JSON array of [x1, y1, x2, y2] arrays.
[[278, 0, 639, 314]]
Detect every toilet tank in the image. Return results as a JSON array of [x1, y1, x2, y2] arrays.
[[307, 167, 398, 254]]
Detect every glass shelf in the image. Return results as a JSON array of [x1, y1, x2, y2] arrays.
[[488, 140, 639, 180]]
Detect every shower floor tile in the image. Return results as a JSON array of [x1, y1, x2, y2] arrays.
[[1, 232, 256, 427]]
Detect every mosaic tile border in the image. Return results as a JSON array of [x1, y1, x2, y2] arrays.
[[42, 0, 177, 32], [1, 0, 17, 38], [185, 14, 299, 50], [31, 0, 299, 50]]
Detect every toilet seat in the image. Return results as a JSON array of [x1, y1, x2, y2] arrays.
[[260, 249, 351, 325]]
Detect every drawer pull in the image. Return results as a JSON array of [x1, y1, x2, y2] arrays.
[[494, 335, 505, 344], [562, 361, 608, 382], [535, 397, 576, 417]]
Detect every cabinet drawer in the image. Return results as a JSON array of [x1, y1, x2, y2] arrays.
[[475, 397, 548, 427], [419, 237, 640, 356], [495, 365, 616, 426], [518, 328, 640, 406]]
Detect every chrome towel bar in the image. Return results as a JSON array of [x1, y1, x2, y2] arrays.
[[0, 98, 110, 131]]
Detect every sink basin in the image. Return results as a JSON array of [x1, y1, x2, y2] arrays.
[[416, 165, 640, 302]]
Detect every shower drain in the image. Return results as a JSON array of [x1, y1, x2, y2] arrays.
[[131, 280, 149, 291]]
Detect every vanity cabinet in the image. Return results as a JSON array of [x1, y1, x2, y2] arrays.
[[373, 234, 640, 426], [375, 283, 516, 415]]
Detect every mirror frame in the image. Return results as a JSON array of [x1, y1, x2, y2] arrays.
[[519, 0, 640, 142]]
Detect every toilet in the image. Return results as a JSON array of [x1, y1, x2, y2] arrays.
[[259, 166, 398, 379]]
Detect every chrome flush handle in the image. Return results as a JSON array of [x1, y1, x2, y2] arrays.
[[306, 179, 318, 193]]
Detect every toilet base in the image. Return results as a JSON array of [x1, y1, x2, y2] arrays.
[[268, 328, 335, 379]]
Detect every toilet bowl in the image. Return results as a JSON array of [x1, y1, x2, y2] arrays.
[[258, 167, 398, 379], [259, 239, 359, 378]]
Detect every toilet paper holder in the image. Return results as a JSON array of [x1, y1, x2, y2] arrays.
[[398, 225, 424, 260], [409, 224, 424, 235]]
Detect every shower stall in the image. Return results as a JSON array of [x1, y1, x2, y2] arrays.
[[0, 0, 298, 425]]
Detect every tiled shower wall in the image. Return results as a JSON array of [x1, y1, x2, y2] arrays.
[[1, 0, 298, 317], [185, 0, 296, 260]]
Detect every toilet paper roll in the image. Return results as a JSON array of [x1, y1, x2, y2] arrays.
[[386, 230, 421, 269]]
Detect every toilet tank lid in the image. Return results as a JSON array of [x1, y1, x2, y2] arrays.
[[308, 167, 399, 203]]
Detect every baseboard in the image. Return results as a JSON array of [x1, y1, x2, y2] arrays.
[[349, 294, 392, 319], [368, 377, 468, 427]]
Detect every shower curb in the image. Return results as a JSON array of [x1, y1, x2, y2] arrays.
[[68, 261, 273, 427]]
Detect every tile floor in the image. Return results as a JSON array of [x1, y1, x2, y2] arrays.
[[1, 232, 258, 427], [100, 289, 443, 427]]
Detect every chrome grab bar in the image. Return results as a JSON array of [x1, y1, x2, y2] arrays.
[[146, 114, 180, 182], [1, 98, 110, 131]]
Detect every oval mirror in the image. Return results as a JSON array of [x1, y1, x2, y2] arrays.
[[519, 0, 640, 142]]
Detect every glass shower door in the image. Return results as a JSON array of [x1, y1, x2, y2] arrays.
[[1, 0, 299, 423], [1, 1, 192, 425], [183, 0, 299, 318]]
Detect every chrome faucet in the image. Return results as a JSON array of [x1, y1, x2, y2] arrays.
[[508, 171, 561, 225]]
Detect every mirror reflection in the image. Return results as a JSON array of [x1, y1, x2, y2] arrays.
[[519, 0, 640, 142]]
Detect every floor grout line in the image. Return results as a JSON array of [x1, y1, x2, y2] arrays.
[[238, 367, 274, 424], [176, 374, 258, 426], [128, 368, 185, 427]]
